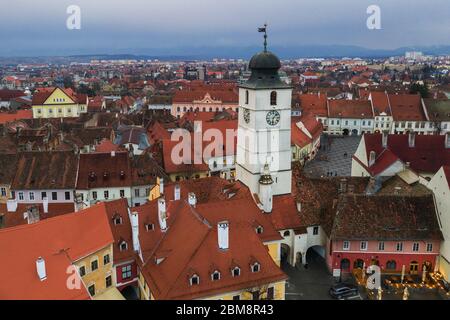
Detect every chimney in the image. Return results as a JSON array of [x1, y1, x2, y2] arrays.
[[111, 151, 116, 157], [408, 132, 416, 148], [159, 178, 164, 195], [382, 131, 388, 148], [188, 192, 197, 207], [130, 211, 140, 252], [25, 206, 40, 224], [405, 162, 411, 169], [296, 201, 302, 213], [217, 221, 229, 250], [445, 133, 450, 149], [36, 257, 47, 281], [43, 197, 48, 214], [369, 151, 376, 167], [158, 198, 167, 231], [6, 198, 18, 212], [174, 184, 181, 201]]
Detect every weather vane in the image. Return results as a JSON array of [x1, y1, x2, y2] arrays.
[[258, 23, 268, 52]]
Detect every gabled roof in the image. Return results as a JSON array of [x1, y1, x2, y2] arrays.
[[12, 151, 78, 190], [388, 93, 426, 121], [298, 94, 328, 117], [0, 203, 114, 299], [328, 100, 373, 119], [363, 133, 450, 174], [0, 110, 33, 124], [370, 91, 391, 116]]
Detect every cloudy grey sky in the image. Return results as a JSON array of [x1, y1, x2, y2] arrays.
[[1, 0, 450, 56]]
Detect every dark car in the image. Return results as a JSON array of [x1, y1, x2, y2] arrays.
[[329, 283, 359, 299]]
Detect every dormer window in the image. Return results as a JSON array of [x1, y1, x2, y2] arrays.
[[119, 241, 128, 251], [190, 274, 200, 286], [211, 270, 221, 281], [231, 267, 240, 277], [251, 262, 261, 273], [255, 226, 264, 234], [146, 223, 154, 231], [113, 215, 122, 225]]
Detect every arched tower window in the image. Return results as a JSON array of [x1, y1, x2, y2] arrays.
[[245, 90, 249, 104], [270, 91, 277, 106]]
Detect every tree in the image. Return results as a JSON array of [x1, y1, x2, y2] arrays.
[[410, 83, 429, 98]]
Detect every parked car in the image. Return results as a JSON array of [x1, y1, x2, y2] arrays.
[[329, 283, 359, 299]]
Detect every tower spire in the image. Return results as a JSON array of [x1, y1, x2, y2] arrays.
[[258, 23, 268, 52]]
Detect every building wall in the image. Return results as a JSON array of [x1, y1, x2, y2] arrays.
[[115, 260, 138, 290], [427, 167, 450, 281], [32, 88, 87, 118], [74, 244, 114, 298], [14, 188, 75, 204], [0, 184, 12, 203], [202, 281, 286, 300]]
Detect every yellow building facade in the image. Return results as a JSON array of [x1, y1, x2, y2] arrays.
[[74, 244, 115, 298], [32, 87, 87, 118]]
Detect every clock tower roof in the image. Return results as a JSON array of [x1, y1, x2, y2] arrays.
[[249, 51, 281, 70]]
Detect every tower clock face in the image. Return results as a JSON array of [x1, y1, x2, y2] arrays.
[[243, 109, 250, 123], [266, 110, 280, 126]]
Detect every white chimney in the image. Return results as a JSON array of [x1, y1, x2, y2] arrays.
[[159, 178, 164, 195], [369, 151, 376, 167], [158, 198, 167, 231], [6, 198, 18, 212], [382, 131, 388, 148], [36, 257, 47, 281], [217, 221, 229, 250], [111, 151, 116, 157], [408, 132, 416, 148], [130, 211, 140, 252], [174, 184, 181, 201], [188, 192, 197, 207], [43, 197, 48, 214]]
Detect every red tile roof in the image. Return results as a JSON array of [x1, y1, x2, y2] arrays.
[[328, 100, 373, 119], [298, 94, 328, 117], [0, 203, 114, 299], [370, 91, 391, 116], [0, 110, 33, 124], [388, 94, 426, 121], [363, 133, 450, 174]]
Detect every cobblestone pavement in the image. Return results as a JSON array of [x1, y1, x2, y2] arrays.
[[303, 135, 362, 178]]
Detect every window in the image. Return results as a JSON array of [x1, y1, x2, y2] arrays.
[[92, 191, 97, 200], [122, 265, 132, 279], [146, 223, 154, 231], [270, 91, 277, 106], [426, 243, 433, 252], [103, 254, 110, 265], [232, 267, 240, 277], [114, 216, 122, 225], [343, 241, 350, 251], [252, 291, 260, 300], [412, 242, 420, 252], [120, 241, 127, 251], [41, 191, 47, 199], [52, 192, 57, 201], [211, 271, 221, 281], [386, 260, 397, 270], [251, 262, 260, 273], [378, 242, 385, 251], [120, 190, 125, 198], [18, 192, 24, 201], [267, 287, 274, 300], [104, 190, 109, 199], [313, 226, 319, 235], [105, 275, 112, 288], [1, 187, 6, 197], [91, 260, 98, 271], [190, 275, 200, 286], [88, 284, 95, 296], [29, 192, 35, 201], [232, 295, 240, 300], [245, 90, 249, 104], [396, 242, 403, 252], [360, 241, 368, 251], [255, 226, 264, 234], [283, 230, 290, 237], [79, 266, 86, 277], [135, 189, 140, 197], [65, 191, 71, 201]]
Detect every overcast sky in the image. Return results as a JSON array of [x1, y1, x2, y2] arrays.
[[1, 0, 450, 56]]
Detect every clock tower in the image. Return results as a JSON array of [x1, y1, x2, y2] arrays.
[[236, 31, 292, 197]]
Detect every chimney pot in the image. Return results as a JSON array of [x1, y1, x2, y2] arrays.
[[408, 132, 416, 148], [174, 184, 181, 201], [188, 192, 197, 207], [217, 221, 229, 250], [36, 257, 47, 281]]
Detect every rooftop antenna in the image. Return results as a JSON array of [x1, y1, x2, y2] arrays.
[[258, 23, 268, 52]]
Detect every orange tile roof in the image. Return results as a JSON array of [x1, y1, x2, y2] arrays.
[[0, 203, 114, 299], [0, 110, 33, 124]]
